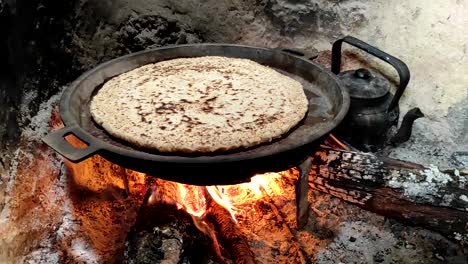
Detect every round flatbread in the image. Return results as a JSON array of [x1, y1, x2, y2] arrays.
[[90, 56, 308, 153]]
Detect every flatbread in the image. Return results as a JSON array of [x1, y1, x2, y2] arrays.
[[90, 56, 308, 153]]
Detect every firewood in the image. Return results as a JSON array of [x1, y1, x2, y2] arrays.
[[125, 181, 254, 264], [256, 190, 307, 264], [125, 182, 214, 264], [299, 146, 468, 244], [204, 192, 255, 264]]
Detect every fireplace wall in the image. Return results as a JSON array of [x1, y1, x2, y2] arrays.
[[70, 0, 468, 118]]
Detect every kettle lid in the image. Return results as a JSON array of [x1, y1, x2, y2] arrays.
[[339, 68, 391, 99]]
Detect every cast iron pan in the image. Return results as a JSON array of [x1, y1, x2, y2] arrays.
[[43, 44, 349, 185]]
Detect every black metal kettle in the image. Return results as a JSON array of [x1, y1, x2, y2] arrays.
[[332, 36, 423, 151]]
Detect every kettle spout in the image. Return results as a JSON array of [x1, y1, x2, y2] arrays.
[[390, 107, 424, 145]]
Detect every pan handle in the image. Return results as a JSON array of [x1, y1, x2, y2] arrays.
[[275, 48, 318, 60], [42, 125, 100, 162]]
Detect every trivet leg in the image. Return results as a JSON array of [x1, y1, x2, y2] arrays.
[[296, 158, 312, 229], [121, 167, 130, 198]]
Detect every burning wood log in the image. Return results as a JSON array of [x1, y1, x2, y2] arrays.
[[255, 191, 307, 263], [125, 181, 215, 264], [204, 194, 255, 264], [125, 180, 257, 264], [301, 146, 468, 244]]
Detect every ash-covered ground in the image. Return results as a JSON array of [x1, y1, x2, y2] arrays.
[[385, 98, 468, 169]]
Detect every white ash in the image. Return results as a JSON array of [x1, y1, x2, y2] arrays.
[[70, 238, 100, 263], [19, 89, 38, 125], [0, 148, 25, 223], [23, 247, 61, 264], [315, 221, 397, 263], [460, 195, 468, 203], [1, 84, 64, 221], [458, 170, 467, 188], [387, 100, 467, 169], [55, 200, 78, 241], [21, 88, 63, 142], [441, 194, 456, 207], [0, 87, 72, 262], [453, 232, 468, 244], [388, 165, 453, 202]]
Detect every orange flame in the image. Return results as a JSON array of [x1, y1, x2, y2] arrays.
[[176, 185, 207, 217], [155, 173, 285, 223], [206, 186, 238, 222], [145, 172, 285, 224]]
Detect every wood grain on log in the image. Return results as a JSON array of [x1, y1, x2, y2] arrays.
[[304, 146, 468, 244], [125, 183, 214, 264], [256, 190, 307, 264], [205, 192, 255, 264], [126, 182, 257, 264]]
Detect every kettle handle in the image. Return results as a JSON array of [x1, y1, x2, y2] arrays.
[[331, 36, 410, 112]]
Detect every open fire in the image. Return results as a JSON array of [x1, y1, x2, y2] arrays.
[[45, 108, 468, 264], [54, 106, 315, 262], [130, 168, 303, 263], [148, 172, 285, 224], [0, 107, 465, 263]]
